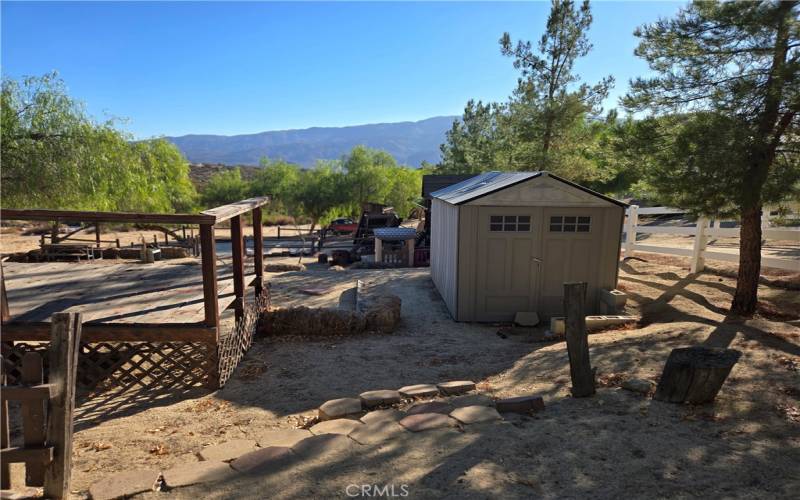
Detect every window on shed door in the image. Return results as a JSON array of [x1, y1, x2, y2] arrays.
[[489, 215, 531, 232], [549, 216, 591, 232]]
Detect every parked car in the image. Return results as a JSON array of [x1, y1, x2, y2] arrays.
[[327, 218, 358, 235]]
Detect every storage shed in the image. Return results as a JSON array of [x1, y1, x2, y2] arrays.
[[430, 171, 627, 322]]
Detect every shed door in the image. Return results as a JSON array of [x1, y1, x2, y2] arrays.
[[475, 207, 542, 321]]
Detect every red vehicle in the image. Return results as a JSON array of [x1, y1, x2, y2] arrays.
[[327, 217, 358, 235]]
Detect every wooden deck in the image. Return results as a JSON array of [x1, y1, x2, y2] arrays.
[[1, 261, 255, 342]]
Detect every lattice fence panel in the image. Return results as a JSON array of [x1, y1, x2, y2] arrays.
[[217, 290, 269, 387]]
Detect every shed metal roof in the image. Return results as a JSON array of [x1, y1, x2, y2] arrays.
[[430, 171, 627, 207], [422, 174, 475, 199]]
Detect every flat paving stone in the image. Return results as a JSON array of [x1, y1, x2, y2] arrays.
[[89, 469, 159, 500], [398, 412, 456, 432], [198, 439, 258, 462], [318, 397, 363, 421], [495, 395, 545, 414], [230, 446, 295, 474], [359, 389, 402, 408], [292, 433, 359, 460], [310, 418, 364, 436], [348, 421, 407, 445], [448, 393, 495, 408], [255, 428, 313, 448], [163, 461, 238, 488], [406, 401, 452, 415], [398, 384, 440, 398], [437, 380, 476, 396], [450, 405, 503, 425], [360, 408, 404, 424]]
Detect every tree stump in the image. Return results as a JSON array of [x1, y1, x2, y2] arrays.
[[654, 347, 741, 404], [564, 282, 595, 398]]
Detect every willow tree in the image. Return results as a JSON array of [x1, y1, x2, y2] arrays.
[[624, 1, 800, 315]]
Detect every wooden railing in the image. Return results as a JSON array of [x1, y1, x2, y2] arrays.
[[1, 313, 81, 499]]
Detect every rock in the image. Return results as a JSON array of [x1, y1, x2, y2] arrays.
[[448, 394, 495, 408], [292, 434, 358, 460], [360, 294, 402, 333], [514, 311, 540, 326], [398, 413, 456, 432], [255, 428, 313, 448], [230, 446, 295, 474], [622, 378, 654, 394], [450, 406, 503, 425], [89, 469, 160, 500], [348, 421, 407, 445], [318, 397, 363, 420], [162, 461, 237, 488], [437, 381, 476, 396], [360, 409, 404, 424], [198, 439, 258, 462], [398, 384, 440, 398], [265, 263, 306, 273], [406, 401, 452, 415], [495, 395, 545, 414], [310, 418, 364, 436], [360, 389, 402, 408]]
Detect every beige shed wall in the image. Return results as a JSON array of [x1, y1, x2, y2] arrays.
[[430, 198, 460, 319]]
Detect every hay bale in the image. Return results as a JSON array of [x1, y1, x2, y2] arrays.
[[265, 263, 306, 273], [259, 307, 366, 337], [159, 246, 190, 259], [102, 247, 122, 259], [359, 294, 402, 333]]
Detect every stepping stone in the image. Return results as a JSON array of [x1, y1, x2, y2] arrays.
[[360, 389, 402, 408], [310, 418, 364, 436], [449, 394, 495, 408], [495, 395, 545, 414], [406, 401, 452, 415], [399, 413, 456, 432], [398, 384, 439, 398], [163, 461, 238, 488], [348, 421, 407, 445], [89, 469, 160, 500], [230, 446, 295, 474], [318, 397, 363, 421], [622, 378, 654, 394], [450, 405, 503, 425], [255, 428, 313, 448], [292, 433, 359, 460], [437, 381, 476, 396], [361, 408, 404, 424], [198, 439, 258, 462]]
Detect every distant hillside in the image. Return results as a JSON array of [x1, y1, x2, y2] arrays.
[[166, 116, 455, 167]]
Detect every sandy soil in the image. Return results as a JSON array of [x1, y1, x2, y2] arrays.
[[2, 255, 787, 498]]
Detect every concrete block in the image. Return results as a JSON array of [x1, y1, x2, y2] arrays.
[[600, 289, 628, 310]]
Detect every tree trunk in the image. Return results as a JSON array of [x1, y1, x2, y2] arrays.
[[731, 205, 762, 316], [654, 346, 741, 404]]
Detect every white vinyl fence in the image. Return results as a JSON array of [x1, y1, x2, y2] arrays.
[[622, 206, 800, 272]]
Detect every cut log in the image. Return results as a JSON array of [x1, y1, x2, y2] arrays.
[[563, 282, 595, 398], [654, 347, 741, 404]]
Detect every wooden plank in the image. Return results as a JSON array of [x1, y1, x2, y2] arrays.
[[252, 207, 264, 296], [199, 224, 219, 331], [563, 282, 595, 398], [1, 384, 55, 401], [44, 313, 81, 499], [1, 208, 213, 225], [230, 215, 245, 319], [1, 261, 9, 322], [0, 360, 9, 488], [200, 197, 269, 224], [21, 353, 46, 485], [0, 322, 217, 342], [1, 446, 54, 464], [634, 225, 696, 235]]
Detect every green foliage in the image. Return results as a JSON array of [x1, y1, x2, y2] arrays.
[[251, 158, 302, 213], [200, 168, 249, 207], [1, 72, 197, 212]]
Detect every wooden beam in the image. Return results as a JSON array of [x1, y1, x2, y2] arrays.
[[44, 312, 81, 499], [0, 322, 217, 342], [252, 207, 264, 296], [22, 353, 46, 486], [1, 358, 9, 488], [200, 196, 270, 224], [199, 224, 219, 332], [230, 215, 245, 320], [0, 208, 214, 225], [1, 384, 55, 401], [1, 446, 54, 464], [1, 261, 9, 323], [563, 282, 595, 398]]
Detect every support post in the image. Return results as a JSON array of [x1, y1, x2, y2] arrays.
[[375, 238, 383, 264], [199, 224, 219, 330], [406, 238, 415, 267], [277, 226, 281, 239], [21, 352, 45, 486], [1, 262, 9, 323], [690, 216, 708, 273], [1, 360, 9, 489], [624, 205, 638, 257], [94, 223, 100, 249], [563, 282, 595, 398], [252, 207, 264, 296], [230, 215, 245, 320], [44, 312, 81, 499]]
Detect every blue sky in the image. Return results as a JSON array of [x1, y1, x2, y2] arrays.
[[1, 1, 683, 139]]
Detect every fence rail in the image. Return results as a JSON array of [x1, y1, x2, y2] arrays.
[[623, 206, 799, 272]]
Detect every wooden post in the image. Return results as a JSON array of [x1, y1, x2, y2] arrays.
[[277, 226, 281, 239], [199, 224, 219, 331], [690, 216, 709, 273], [153, 234, 158, 246], [563, 282, 595, 398], [1, 359, 9, 489], [44, 312, 82, 499], [252, 207, 264, 296], [182, 226, 187, 239], [406, 238, 415, 267], [164, 232, 169, 245], [21, 352, 45, 486], [115, 238, 120, 248], [624, 205, 638, 257], [94, 223, 101, 249], [1, 262, 9, 323], [230, 215, 245, 321], [375, 238, 383, 263]]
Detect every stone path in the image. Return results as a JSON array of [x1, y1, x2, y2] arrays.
[[88, 381, 544, 499]]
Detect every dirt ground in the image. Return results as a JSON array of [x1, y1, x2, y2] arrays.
[[2, 253, 788, 498]]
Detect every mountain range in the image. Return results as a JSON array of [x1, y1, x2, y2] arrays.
[[165, 116, 456, 167]]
